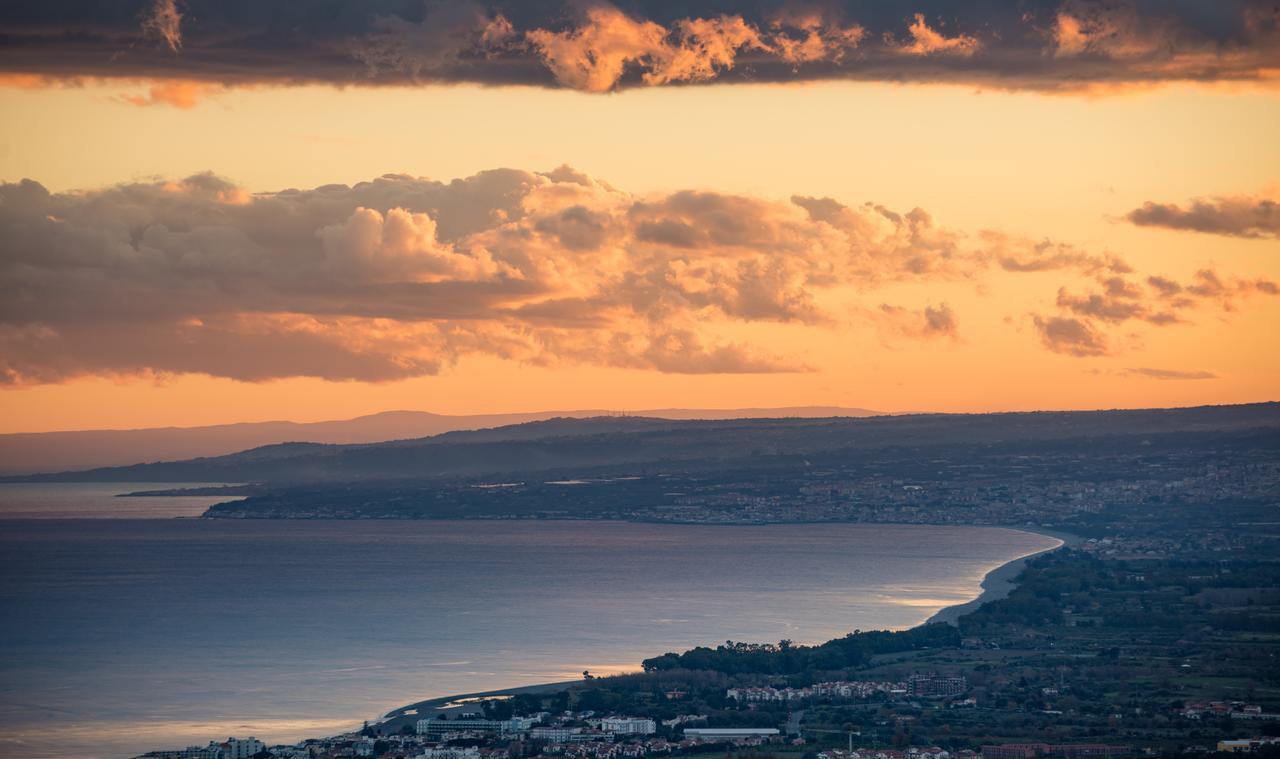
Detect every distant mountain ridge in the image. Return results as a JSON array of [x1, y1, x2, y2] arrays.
[[7, 402, 1275, 485], [0, 406, 879, 475]]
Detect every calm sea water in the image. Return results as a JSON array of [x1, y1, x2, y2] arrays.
[[0, 484, 1058, 759]]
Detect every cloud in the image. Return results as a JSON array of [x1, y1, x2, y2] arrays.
[[3, 167, 1275, 383], [1123, 367, 1218, 380], [875, 303, 959, 340], [888, 13, 980, 57], [767, 7, 866, 66], [2, 1, 1278, 94], [1029, 266, 1277, 359], [140, 0, 182, 52], [524, 5, 771, 92], [1055, 276, 1180, 325], [1032, 315, 1109, 357], [0, 167, 987, 384], [1125, 194, 1280, 239], [117, 80, 221, 108], [990, 236, 1132, 275], [355, 2, 517, 79], [525, 5, 669, 93]]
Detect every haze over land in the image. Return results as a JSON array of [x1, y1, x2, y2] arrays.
[[0, 406, 878, 475]]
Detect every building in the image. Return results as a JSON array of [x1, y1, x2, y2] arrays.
[[600, 717, 656, 735], [531, 726, 581, 742], [908, 675, 968, 698], [982, 746, 1049, 759], [1052, 747, 1130, 758], [1218, 738, 1280, 753], [134, 746, 224, 759], [683, 729, 780, 739], [220, 738, 265, 759], [417, 718, 515, 737], [416, 748, 482, 759], [981, 745, 1129, 759]]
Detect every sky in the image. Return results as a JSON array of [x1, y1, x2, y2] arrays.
[[1, 0, 1278, 433]]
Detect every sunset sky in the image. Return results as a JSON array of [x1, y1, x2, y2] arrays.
[[1, 0, 1278, 433]]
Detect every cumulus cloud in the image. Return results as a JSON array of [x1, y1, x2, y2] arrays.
[[3, 1, 1278, 94], [1125, 194, 1280, 239], [0, 167, 993, 384], [4, 167, 1276, 383]]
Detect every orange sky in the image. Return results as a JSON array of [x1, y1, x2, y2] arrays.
[[1, 78, 1277, 433]]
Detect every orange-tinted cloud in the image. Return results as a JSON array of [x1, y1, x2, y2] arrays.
[[117, 80, 221, 108], [0, 167, 967, 383], [1031, 267, 1278, 357], [1033, 315, 1110, 357], [875, 303, 960, 340], [140, 0, 182, 52], [888, 13, 980, 57], [1126, 193, 1280, 239], [2, 168, 1275, 384]]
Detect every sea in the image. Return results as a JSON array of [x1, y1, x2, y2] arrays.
[[0, 483, 1060, 759]]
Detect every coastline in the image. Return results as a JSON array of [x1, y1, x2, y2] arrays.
[[923, 525, 1080, 627], [379, 680, 584, 734], [375, 523, 1079, 734]]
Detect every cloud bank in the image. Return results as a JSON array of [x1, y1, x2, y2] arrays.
[[2, 1, 1278, 96], [1, 168, 1273, 384]]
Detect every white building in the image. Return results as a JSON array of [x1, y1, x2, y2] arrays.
[[531, 726, 580, 742], [601, 717, 656, 735], [416, 748, 481, 759], [221, 738, 265, 759], [419, 716, 519, 732]]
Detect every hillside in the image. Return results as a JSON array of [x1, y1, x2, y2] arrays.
[[0, 406, 879, 475], [9, 402, 1276, 487]]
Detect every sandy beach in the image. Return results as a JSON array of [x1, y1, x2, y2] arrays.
[[923, 526, 1081, 626]]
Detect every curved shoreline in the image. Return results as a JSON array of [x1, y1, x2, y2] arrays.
[[376, 524, 1079, 733], [923, 525, 1080, 626]]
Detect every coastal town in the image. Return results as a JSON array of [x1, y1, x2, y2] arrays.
[[129, 409, 1280, 759], [135, 696, 1272, 759]]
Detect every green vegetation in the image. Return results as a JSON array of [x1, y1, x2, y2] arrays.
[[641, 625, 961, 675]]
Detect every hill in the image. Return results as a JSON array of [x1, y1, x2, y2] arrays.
[[9, 402, 1276, 487], [0, 406, 879, 475]]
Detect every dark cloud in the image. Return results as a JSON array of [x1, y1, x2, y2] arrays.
[[1126, 194, 1280, 239], [1, 1, 1277, 95]]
